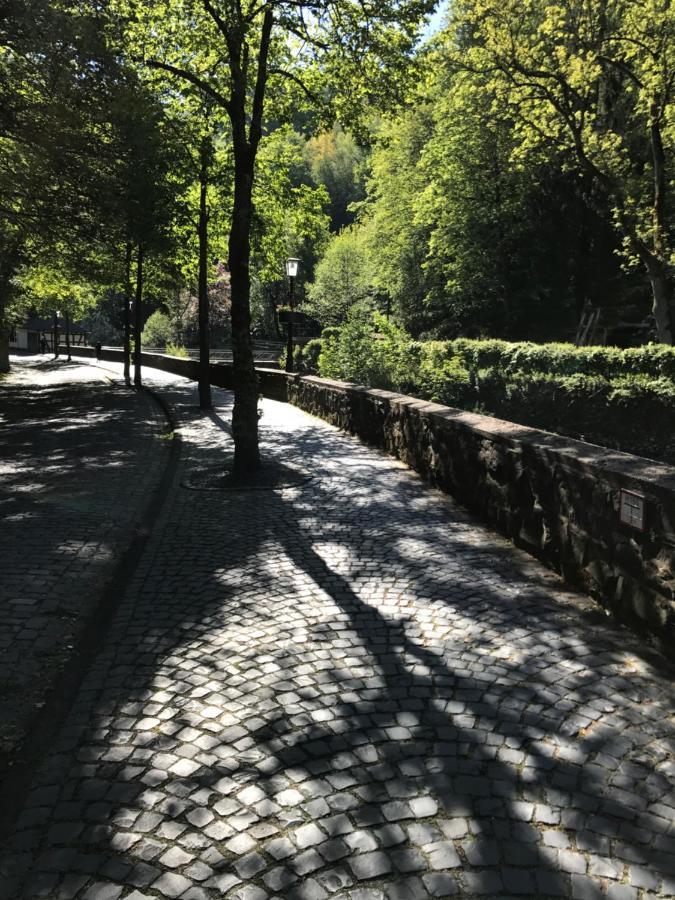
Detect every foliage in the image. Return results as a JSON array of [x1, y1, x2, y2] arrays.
[[305, 224, 379, 327], [80, 305, 122, 345], [142, 310, 174, 347], [362, 108, 436, 335], [316, 316, 675, 462], [304, 126, 367, 232], [0, 0, 123, 365], [319, 313, 420, 389], [166, 342, 189, 358], [448, 0, 675, 341], [293, 338, 324, 373]]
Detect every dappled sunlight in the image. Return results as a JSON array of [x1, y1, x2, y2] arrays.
[[4, 368, 675, 899], [0, 360, 168, 776]]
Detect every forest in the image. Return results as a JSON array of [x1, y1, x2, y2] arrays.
[[2, 0, 674, 466]]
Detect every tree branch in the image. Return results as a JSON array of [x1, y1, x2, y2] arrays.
[[144, 59, 231, 111], [268, 67, 321, 104], [249, 6, 274, 149]]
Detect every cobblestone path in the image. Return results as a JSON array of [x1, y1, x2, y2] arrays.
[[2, 363, 675, 900], [0, 357, 168, 766]]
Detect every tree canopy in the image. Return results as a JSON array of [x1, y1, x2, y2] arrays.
[[3, 0, 674, 466]]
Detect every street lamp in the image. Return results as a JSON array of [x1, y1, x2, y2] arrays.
[[286, 258, 300, 279], [54, 309, 61, 359], [285, 257, 300, 372]]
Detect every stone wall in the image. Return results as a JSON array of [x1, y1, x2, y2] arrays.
[[287, 376, 675, 651], [65, 348, 675, 648]]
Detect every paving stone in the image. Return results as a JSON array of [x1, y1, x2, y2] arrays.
[[266, 836, 296, 860], [263, 865, 298, 891], [293, 849, 324, 876], [427, 841, 462, 869], [185, 808, 214, 828], [3, 364, 675, 900], [461, 871, 504, 894], [501, 867, 536, 894], [233, 851, 267, 879], [349, 851, 392, 880], [410, 796, 439, 818], [294, 823, 326, 849], [82, 884, 123, 900], [151, 872, 193, 898], [344, 830, 378, 853], [128, 862, 161, 888], [159, 846, 194, 868], [226, 833, 258, 855], [423, 872, 458, 896], [386, 878, 428, 900], [391, 848, 426, 872], [605, 886, 638, 900], [571, 874, 604, 899], [48, 874, 86, 900]]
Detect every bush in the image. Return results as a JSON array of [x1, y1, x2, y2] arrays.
[[294, 338, 324, 374], [316, 320, 675, 464], [319, 312, 421, 390], [142, 311, 173, 347], [165, 342, 189, 358]]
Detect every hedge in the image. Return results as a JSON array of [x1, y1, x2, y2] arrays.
[[298, 316, 675, 465]]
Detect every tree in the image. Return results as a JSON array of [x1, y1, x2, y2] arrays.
[[363, 108, 436, 335], [0, 0, 118, 370], [450, 0, 675, 342], [15, 257, 96, 359], [142, 310, 174, 347], [306, 224, 378, 326], [113, 0, 437, 474], [305, 125, 367, 231], [106, 80, 184, 387]]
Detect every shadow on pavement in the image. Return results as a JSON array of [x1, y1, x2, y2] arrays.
[[4, 377, 675, 899]]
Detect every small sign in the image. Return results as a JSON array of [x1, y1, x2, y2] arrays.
[[619, 489, 646, 531]]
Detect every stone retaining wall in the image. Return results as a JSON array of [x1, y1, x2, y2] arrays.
[[288, 375, 675, 650], [66, 348, 675, 648]]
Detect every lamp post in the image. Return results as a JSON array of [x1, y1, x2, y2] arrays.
[[65, 306, 71, 361], [53, 310, 60, 358], [285, 257, 300, 373]]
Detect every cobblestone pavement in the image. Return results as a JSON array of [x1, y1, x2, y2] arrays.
[[2, 362, 675, 899], [0, 356, 169, 764]]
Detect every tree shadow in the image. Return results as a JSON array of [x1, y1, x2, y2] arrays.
[[0, 376, 166, 777], [4, 378, 675, 900]]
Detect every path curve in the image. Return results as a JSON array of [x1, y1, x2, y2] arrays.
[[1, 360, 674, 900]]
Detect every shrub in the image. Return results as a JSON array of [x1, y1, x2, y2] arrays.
[[165, 342, 189, 358], [142, 310, 173, 347], [315, 320, 675, 463], [294, 338, 324, 374], [319, 312, 420, 390]]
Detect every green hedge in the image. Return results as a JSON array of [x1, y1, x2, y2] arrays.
[[302, 315, 675, 465]]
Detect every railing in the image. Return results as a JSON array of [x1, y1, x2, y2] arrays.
[[118, 341, 284, 367]]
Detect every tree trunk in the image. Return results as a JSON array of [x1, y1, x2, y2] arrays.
[[229, 145, 260, 474], [0, 288, 9, 372], [0, 324, 9, 373], [648, 106, 673, 344], [53, 311, 59, 358], [644, 253, 673, 344], [226, 8, 274, 476], [123, 241, 132, 386], [198, 135, 212, 410], [134, 244, 144, 388], [0, 248, 20, 372]]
